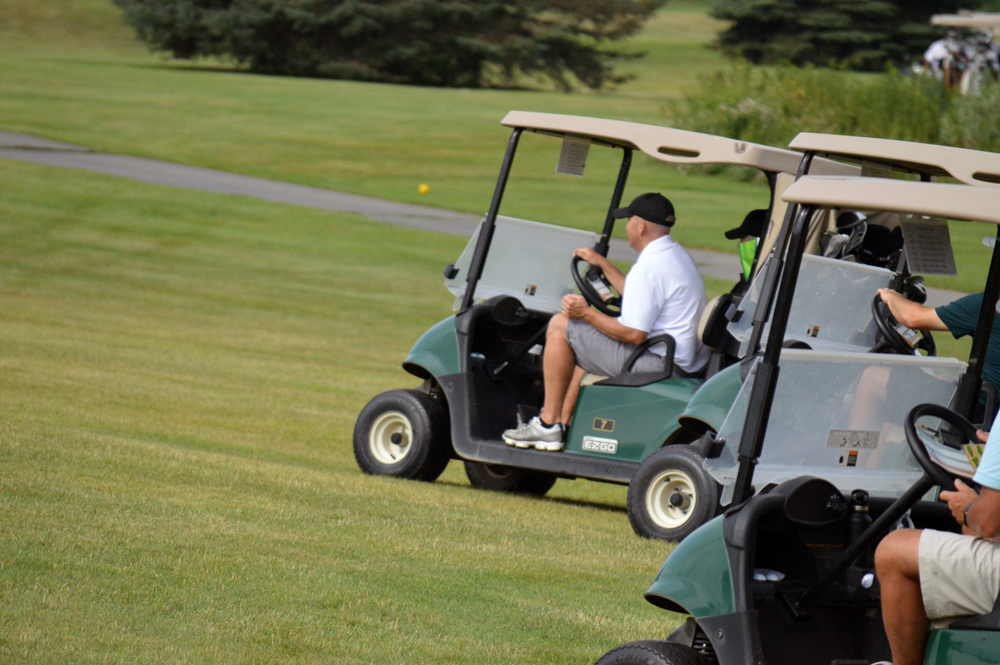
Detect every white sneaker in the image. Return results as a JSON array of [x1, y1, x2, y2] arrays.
[[502, 416, 564, 451]]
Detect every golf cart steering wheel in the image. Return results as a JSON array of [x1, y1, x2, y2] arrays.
[[904, 403, 980, 489], [572, 255, 621, 317], [871, 295, 936, 356]]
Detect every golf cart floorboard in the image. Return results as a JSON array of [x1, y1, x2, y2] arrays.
[[452, 436, 637, 484]]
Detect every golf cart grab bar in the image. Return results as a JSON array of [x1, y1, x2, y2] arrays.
[[623, 334, 676, 374]]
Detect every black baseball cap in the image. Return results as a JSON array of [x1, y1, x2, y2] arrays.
[[724, 209, 769, 240], [611, 193, 675, 227]]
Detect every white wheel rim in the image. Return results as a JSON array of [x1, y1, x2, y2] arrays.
[[369, 411, 413, 465], [646, 469, 697, 530]]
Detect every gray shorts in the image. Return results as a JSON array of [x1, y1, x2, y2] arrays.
[[565, 319, 667, 377], [919, 528, 1000, 621]]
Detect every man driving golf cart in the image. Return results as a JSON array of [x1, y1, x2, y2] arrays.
[[877, 418, 1000, 665], [501, 192, 710, 451]]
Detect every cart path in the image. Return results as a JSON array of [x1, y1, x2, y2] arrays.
[[0, 131, 965, 307]]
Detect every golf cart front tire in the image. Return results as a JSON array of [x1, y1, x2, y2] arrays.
[[463, 461, 558, 496], [353, 389, 451, 482], [627, 445, 719, 542], [594, 641, 709, 665]]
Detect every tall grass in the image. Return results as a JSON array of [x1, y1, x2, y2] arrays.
[[667, 62, 949, 150]]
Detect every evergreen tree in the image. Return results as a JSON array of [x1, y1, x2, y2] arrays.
[[113, 0, 665, 90], [712, 0, 984, 71]]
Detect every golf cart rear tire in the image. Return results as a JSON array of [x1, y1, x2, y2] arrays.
[[627, 445, 719, 542], [353, 389, 451, 482], [463, 461, 557, 496], [594, 641, 709, 665]]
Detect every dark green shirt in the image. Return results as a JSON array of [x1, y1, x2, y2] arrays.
[[936, 292, 1000, 393]]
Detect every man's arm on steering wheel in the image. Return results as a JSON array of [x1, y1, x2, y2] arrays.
[[562, 294, 646, 345], [575, 248, 626, 294], [877, 288, 949, 331], [941, 429, 1000, 540]]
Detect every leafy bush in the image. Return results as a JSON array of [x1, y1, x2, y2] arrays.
[[711, 0, 980, 72], [666, 63, 949, 153], [112, 0, 665, 90], [942, 81, 1000, 154]]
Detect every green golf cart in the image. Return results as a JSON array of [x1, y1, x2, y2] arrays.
[[661, 133, 1000, 540], [353, 111, 843, 539], [595, 172, 1000, 665]]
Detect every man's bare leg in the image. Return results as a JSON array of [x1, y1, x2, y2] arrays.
[[875, 529, 928, 665], [559, 366, 586, 425], [542, 314, 576, 425]]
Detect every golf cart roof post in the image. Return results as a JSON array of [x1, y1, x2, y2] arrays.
[[789, 133, 1000, 186], [731, 175, 1000, 505]]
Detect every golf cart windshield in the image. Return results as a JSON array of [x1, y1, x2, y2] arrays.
[[445, 216, 598, 313], [729, 254, 894, 354], [707, 350, 966, 505]]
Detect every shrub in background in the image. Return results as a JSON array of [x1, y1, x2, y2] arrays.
[[112, 0, 664, 90], [942, 81, 1000, 154], [666, 63, 948, 156]]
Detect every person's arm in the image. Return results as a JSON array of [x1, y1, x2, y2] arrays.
[[562, 295, 646, 345], [876, 288, 949, 332], [940, 430, 1000, 539], [574, 248, 626, 295], [942, 480, 1000, 540]]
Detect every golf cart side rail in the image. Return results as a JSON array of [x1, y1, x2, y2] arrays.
[[782, 176, 1000, 224], [789, 133, 1000, 186], [501, 111, 803, 173]]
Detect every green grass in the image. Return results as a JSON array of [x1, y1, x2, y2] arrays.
[[0, 158, 690, 664]]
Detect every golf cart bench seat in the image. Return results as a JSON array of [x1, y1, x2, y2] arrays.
[[707, 350, 967, 505]]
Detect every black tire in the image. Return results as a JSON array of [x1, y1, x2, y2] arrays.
[[463, 461, 558, 496], [594, 641, 709, 665], [353, 389, 451, 482], [627, 446, 719, 542]]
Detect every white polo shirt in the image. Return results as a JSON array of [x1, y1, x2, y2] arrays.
[[618, 235, 711, 372]]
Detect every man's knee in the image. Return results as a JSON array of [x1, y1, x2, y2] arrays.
[[548, 313, 569, 342], [876, 529, 922, 578]]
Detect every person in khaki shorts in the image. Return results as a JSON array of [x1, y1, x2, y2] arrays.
[[875, 422, 1000, 665]]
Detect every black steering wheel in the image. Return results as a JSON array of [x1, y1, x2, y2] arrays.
[[904, 403, 980, 489], [871, 295, 936, 356], [572, 255, 621, 317]]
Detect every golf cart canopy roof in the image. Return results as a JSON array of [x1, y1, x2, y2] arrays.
[[782, 176, 1000, 225], [501, 111, 804, 173], [931, 13, 1000, 30], [789, 133, 1000, 186]]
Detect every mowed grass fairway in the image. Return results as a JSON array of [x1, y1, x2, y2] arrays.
[[0, 160, 692, 663]]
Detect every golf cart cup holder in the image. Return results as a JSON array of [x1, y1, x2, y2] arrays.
[[490, 295, 529, 327], [571, 255, 621, 317], [779, 476, 848, 527], [871, 294, 935, 356], [904, 403, 980, 489]]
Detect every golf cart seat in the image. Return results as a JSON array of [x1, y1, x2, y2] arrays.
[[698, 292, 737, 378]]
